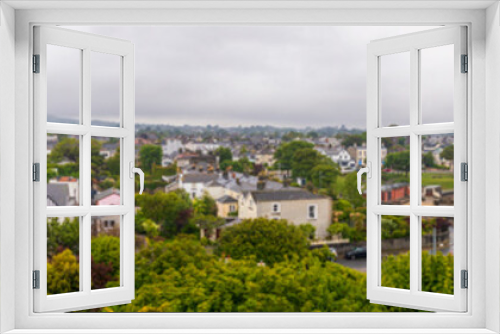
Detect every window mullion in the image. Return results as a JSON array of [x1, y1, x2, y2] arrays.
[[81, 47, 92, 294], [409, 47, 420, 294]]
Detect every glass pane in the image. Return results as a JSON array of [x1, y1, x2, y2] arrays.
[[91, 52, 121, 126], [421, 217, 454, 294], [91, 137, 121, 206], [381, 136, 410, 205], [47, 134, 80, 206], [47, 45, 81, 124], [381, 215, 410, 290], [47, 216, 80, 295], [420, 45, 454, 124], [91, 216, 121, 290], [421, 134, 454, 206], [380, 52, 410, 127]]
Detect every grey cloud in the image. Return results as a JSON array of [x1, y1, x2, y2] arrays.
[[49, 25, 447, 128]]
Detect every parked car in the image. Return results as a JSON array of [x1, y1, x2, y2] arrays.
[[345, 247, 367, 260]]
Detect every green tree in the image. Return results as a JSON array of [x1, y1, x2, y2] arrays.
[[440, 145, 454, 161], [47, 217, 80, 258], [291, 148, 323, 179], [140, 144, 162, 172], [338, 172, 366, 209], [274, 141, 314, 172], [216, 218, 310, 265], [385, 150, 410, 174], [91, 235, 121, 281], [339, 133, 366, 148], [215, 147, 233, 165], [104, 235, 413, 313], [106, 147, 121, 176], [193, 193, 218, 216], [91, 139, 107, 184], [310, 164, 340, 189], [299, 223, 316, 240], [47, 249, 79, 295], [142, 219, 160, 238], [191, 214, 226, 240], [422, 151, 436, 169], [282, 131, 304, 142], [48, 136, 79, 163], [135, 191, 193, 238]]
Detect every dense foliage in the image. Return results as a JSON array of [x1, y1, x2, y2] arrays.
[[139, 144, 163, 172], [216, 218, 310, 265], [135, 191, 194, 238], [46, 217, 454, 312]]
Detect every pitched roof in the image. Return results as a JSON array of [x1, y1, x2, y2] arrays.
[[94, 188, 120, 202], [217, 195, 238, 203], [47, 183, 73, 206], [250, 189, 327, 202], [182, 173, 219, 184]]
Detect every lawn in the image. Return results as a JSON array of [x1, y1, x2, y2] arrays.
[[422, 172, 454, 191]]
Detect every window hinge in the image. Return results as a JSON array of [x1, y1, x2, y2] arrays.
[[461, 54, 468, 73], [33, 270, 40, 289], [461, 162, 468, 182], [33, 163, 40, 182], [33, 54, 40, 73], [461, 270, 468, 289]]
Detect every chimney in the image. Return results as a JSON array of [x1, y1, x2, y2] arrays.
[[257, 180, 266, 190]]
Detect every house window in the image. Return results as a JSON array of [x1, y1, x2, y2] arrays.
[[229, 205, 236, 212], [308, 205, 318, 219], [272, 203, 280, 213]]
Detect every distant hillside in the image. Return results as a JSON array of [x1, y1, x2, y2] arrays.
[[47, 117, 365, 138]]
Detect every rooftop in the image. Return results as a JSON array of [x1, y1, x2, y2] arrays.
[[250, 189, 327, 202], [217, 195, 238, 203]]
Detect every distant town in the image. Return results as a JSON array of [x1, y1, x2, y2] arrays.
[[46, 122, 454, 265]]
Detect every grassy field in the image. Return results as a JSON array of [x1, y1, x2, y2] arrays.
[[378, 171, 453, 191], [422, 172, 454, 191]]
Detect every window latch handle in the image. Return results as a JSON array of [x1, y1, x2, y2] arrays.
[[357, 162, 371, 195], [130, 162, 144, 194]]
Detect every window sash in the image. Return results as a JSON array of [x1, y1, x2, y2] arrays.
[[33, 26, 136, 313], [366, 26, 467, 312]]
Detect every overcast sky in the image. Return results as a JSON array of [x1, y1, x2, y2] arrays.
[[48, 25, 452, 129]]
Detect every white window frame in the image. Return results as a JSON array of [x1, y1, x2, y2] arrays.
[[32, 25, 136, 313], [1, 2, 498, 333], [307, 204, 318, 219], [272, 202, 281, 213], [366, 26, 467, 312]]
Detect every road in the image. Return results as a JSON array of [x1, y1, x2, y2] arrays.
[[336, 258, 366, 272]]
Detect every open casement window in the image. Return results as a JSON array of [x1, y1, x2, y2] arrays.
[[365, 26, 467, 312], [33, 26, 139, 312]]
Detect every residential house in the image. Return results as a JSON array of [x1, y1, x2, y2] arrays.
[[47, 182, 78, 206], [162, 139, 184, 156], [48, 176, 79, 204], [255, 150, 275, 166], [180, 173, 219, 199], [184, 142, 220, 155], [349, 144, 387, 167], [216, 195, 238, 218], [91, 215, 120, 237], [380, 183, 410, 204], [93, 188, 121, 206], [100, 142, 119, 159], [238, 188, 332, 239]]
